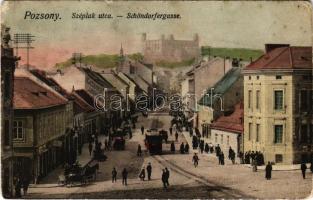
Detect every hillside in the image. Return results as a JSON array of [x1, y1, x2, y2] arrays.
[[55, 53, 143, 70], [201, 47, 264, 61]]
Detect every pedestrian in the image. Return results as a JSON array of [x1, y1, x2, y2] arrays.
[[175, 131, 178, 142], [169, 127, 172, 136], [184, 143, 190, 154], [199, 140, 204, 154], [310, 160, 313, 173], [220, 152, 225, 165], [252, 159, 258, 172], [22, 176, 29, 196], [122, 168, 128, 185], [162, 169, 167, 189], [137, 144, 142, 157], [265, 162, 272, 180], [205, 143, 209, 153], [228, 147, 233, 160], [301, 162, 307, 179], [147, 163, 152, 180], [171, 141, 175, 153], [215, 144, 221, 157], [165, 168, 170, 187], [141, 126, 145, 135], [15, 177, 22, 198], [104, 139, 108, 151], [88, 142, 93, 156], [112, 167, 117, 183], [192, 153, 199, 167], [189, 128, 193, 137], [180, 142, 185, 154], [139, 168, 145, 181]]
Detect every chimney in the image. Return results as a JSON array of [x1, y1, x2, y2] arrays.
[[265, 44, 290, 53]]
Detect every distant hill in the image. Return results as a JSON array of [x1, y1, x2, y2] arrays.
[[155, 58, 195, 69], [55, 53, 143, 69], [201, 47, 264, 61]]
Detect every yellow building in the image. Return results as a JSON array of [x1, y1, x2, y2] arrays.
[[243, 44, 312, 165]]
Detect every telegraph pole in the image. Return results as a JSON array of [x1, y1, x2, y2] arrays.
[[13, 33, 35, 69]]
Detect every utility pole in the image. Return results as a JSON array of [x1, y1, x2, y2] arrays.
[[13, 33, 35, 69]]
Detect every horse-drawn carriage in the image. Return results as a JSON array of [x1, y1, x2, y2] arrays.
[[58, 160, 99, 187]]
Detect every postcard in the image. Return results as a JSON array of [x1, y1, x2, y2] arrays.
[[1, 0, 312, 199]]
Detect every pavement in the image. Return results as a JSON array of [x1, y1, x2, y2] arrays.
[[25, 112, 313, 199]]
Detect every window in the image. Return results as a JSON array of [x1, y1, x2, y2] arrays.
[[276, 75, 282, 80], [215, 134, 217, 143], [13, 120, 24, 140], [4, 120, 10, 146], [248, 76, 251, 80], [256, 90, 260, 109], [275, 154, 283, 163], [301, 125, 307, 144], [248, 90, 252, 109], [248, 123, 252, 141], [256, 124, 260, 142], [256, 76, 259, 80], [274, 90, 283, 110], [227, 136, 230, 145], [221, 135, 223, 144], [274, 125, 283, 143]]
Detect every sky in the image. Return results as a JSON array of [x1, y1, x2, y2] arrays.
[[1, 1, 312, 69]]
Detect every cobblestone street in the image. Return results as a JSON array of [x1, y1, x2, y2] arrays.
[[26, 113, 313, 199]]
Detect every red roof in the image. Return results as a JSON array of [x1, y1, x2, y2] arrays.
[[211, 102, 243, 134], [245, 46, 312, 70], [14, 77, 68, 109]]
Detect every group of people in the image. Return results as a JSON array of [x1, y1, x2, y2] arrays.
[[139, 163, 152, 181], [243, 151, 265, 166], [179, 142, 189, 154], [111, 167, 129, 185]]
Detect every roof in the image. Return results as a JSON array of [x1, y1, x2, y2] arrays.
[[244, 46, 312, 71], [198, 67, 242, 106], [74, 89, 95, 107], [70, 92, 95, 113], [100, 72, 129, 92], [29, 69, 68, 97], [210, 102, 243, 134], [80, 67, 115, 89], [14, 77, 68, 109]]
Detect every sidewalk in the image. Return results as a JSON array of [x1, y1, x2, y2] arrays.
[[182, 131, 306, 171], [30, 135, 107, 187]]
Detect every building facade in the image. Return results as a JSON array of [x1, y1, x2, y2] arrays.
[[142, 33, 200, 63], [243, 45, 312, 165], [1, 27, 20, 198], [13, 77, 73, 183]]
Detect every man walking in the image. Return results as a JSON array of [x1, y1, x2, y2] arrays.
[[122, 168, 128, 185], [162, 169, 167, 189], [112, 167, 117, 183], [265, 162, 272, 180], [192, 153, 199, 167], [175, 131, 179, 142], [88, 142, 93, 156], [147, 163, 152, 180], [141, 126, 145, 135], [165, 168, 170, 187], [137, 144, 142, 157], [301, 162, 307, 179]]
